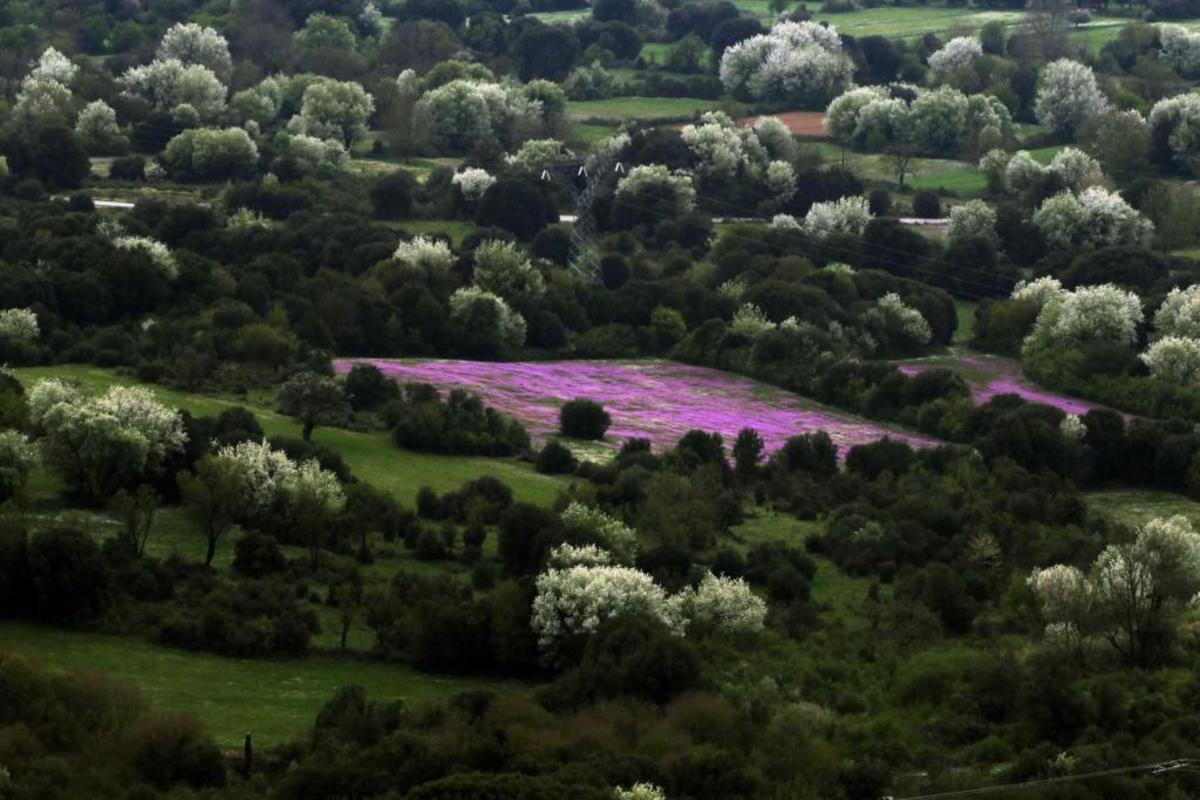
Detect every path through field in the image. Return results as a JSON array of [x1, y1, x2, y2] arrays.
[[336, 358, 935, 456]]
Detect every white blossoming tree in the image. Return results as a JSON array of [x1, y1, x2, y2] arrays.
[[614, 164, 697, 220], [1032, 187, 1152, 250], [614, 784, 667, 800], [0, 308, 39, 343], [928, 36, 983, 77], [1153, 286, 1200, 339], [1035, 59, 1110, 135], [472, 240, 546, 301], [417, 79, 544, 152], [452, 168, 496, 202], [1011, 276, 1065, 310], [32, 382, 187, 503], [30, 47, 77, 85], [119, 59, 227, 120], [287, 78, 375, 147], [720, 21, 854, 108], [729, 303, 777, 339], [804, 196, 872, 239], [947, 200, 997, 244], [449, 287, 527, 348], [0, 430, 38, 505], [1141, 336, 1200, 385], [394, 235, 455, 273], [868, 292, 933, 348], [531, 563, 683, 664], [157, 22, 232, 79], [1161, 24, 1200, 78], [560, 501, 639, 563], [1029, 516, 1200, 666], [1024, 283, 1143, 353], [74, 100, 126, 153], [1148, 93, 1200, 175], [680, 573, 767, 634]]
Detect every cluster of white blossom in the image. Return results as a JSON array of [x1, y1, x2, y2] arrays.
[[947, 199, 996, 244], [232, 76, 284, 125], [111, 235, 180, 280], [282, 134, 349, 172], [1010, 276, 1065, 309], [216, 439, 343, 514], [1153, 285, 1200, 339], [615, 165, 697, 217], [286, 78, 375, 146], [804, 195, 872, 239], [560, 501, 639, 562], [157, 22, 232, 79], [754, 115, 799, 161], [0, 308, 39, 343], [990, 147, 1102, 193], [393, 235, 455, 272], [729, 303, 777, 339], [1141, 336, 1200, 385], [717, 278, 747, 300], [472, 240, 545, 301], [531, 564, 684, 663], [765, 160, 797, 206], [449, 286, 527, 347], [13, 48, 78, 128], [927, 36, 983, 76], [547, 543, 613, 569], [1032, 187, 1152, 250], [771, 213, 802, 230], [120, 58, 227, 120], [31, 382, 188, 488], [1024, 283, 1143, 353], [227, 208, 271, 230], [679, 573, 767, 633], [0, 430, 39, 498], [1161, 24, 1200, 78], [162, 126, 259, 179], [1148, 93, 1200, 174], [681, 111, 769, 182], [613, 784, 667, 800], [74, 100, 124, 152], [720, 21, 854, 107], [871, 292, 932, 346], [505, 138, 563, 174], [1060, 413, 1087, 443], [1034, 59, 1111, 134], [418, 79, 545, 151], [1030, 516, 1200, 659], [451, 168, 496, 201], [826, 84, 1012, 156]]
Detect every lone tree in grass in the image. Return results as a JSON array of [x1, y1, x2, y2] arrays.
[[278, 371, 348, 441], [559, 398, 611, 440], [178, 455, 246, 566]]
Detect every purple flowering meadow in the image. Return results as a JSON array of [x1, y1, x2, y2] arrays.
[[335, 358, 935, 457], [897, 353, 1102, 415]]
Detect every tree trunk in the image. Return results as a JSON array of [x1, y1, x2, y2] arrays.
[[205, 534, 217, 566], [302, 419, 315, 441]]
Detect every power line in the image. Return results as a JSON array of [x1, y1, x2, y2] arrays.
[[892, 758, 1199, 800]]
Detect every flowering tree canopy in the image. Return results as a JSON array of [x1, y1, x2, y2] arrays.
[[804, 196, 872, 239], [1141, 336, 1200, 385], [720, 21, 854, 107], [472, 240, 545, 301], [928, 36, 982, 76], [1035, 59, 1110, 134], [157, 22, 232, 79], [1024, 283, 1144, 353], [1032, 187, 1152, 250], [0, 308, 39, 343], [560, 501, 639, 562], [1153, 285, 1200, 339]]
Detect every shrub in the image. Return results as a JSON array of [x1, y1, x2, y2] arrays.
[[912, 190, 942, 218], [560, 398, 611, 440], [536, 440, 577, 474], [232, 532, 286, 577]]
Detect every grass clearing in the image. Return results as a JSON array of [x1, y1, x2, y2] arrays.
[[395, 219, 478, 247], [0, 623, 524, 748], [11, 365, 567, 507], [567, 96, 727, 121], [1085, 489, 1200, 529]]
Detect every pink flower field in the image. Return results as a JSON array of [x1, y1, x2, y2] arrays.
[[897, 353, 1103, 416], [335, 358, 936, 456]]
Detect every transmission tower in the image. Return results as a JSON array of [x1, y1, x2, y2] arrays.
[[540, 151, 624, 283]]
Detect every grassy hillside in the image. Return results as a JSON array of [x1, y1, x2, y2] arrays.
[[11, 365, 567, 507]]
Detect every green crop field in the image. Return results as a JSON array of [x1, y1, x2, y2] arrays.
[[1086, 490, 1200, 528], [0, 623, 524, 748], [11, 365, 566, 507]]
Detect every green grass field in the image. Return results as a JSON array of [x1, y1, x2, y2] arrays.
[[0, 623, 523, 747], [11, 365, 566, 507], [395, 219, 478, 247], [1085, 489, 1200, 529], [567, 96, 730, 121]]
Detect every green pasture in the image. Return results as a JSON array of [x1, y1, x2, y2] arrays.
[[0, 623, 523, 748]]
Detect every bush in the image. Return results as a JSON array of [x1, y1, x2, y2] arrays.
[[560, 398, 611, 440], [536, 440, 577, 474], [370, 170, 417, 220], [122, 713, 226, 789], [232, 532, 286, 577], [110, 155, 146, 181], [912, 190, 942, 218]]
